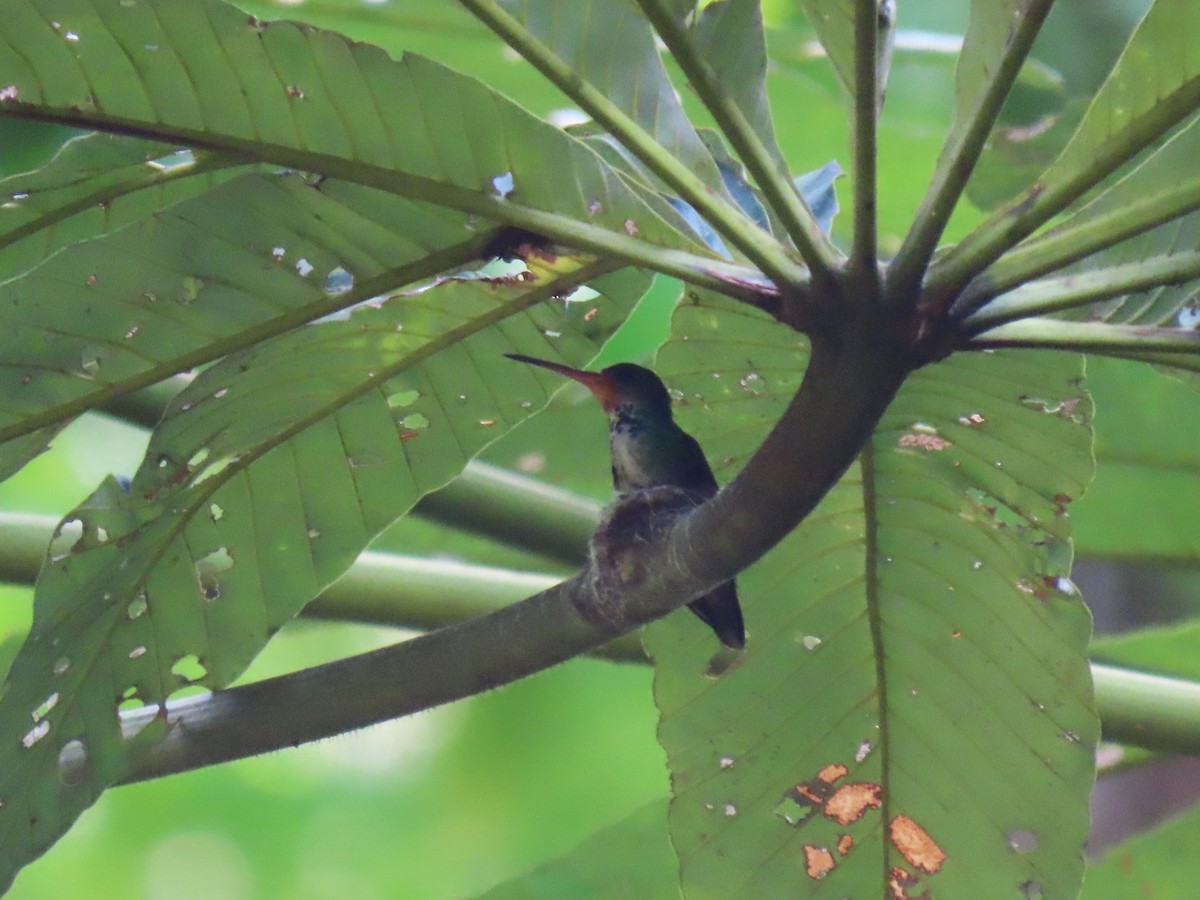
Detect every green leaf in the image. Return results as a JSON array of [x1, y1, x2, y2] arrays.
[[930, 0, 1200, 299], [795, 1, 856, 98], [948, 0, 1066, 212], [0, 171, 485, 480], [975, 113, 1200, 307], [647, 292, 1096, 897], [964, 94, 1081, 213], [1043, 0, 1200, 188], [494, 0, 729, 196], [1082, 800, 1200, 899], [1073, 358, 1200, 562], [0, 264, 651, 890], [0, 133, 245, 279], [1092, 622, 1200, 684], [0, 0, 702, 257], [692, 0, 788, 173], [475, 800, 676, 899]]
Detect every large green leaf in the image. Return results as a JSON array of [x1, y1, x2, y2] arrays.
[[647, 293, 1096, 897], [0, 171, 484, 477], [1082, 801, 1200, 899], [1073, 358, 1200, 561], [0, 259, 652, 889], [931, 0, 1200, 298], [0, 0, 702, 257], [1043, 0, 1200, 187], [0, 133, 245, 279], [493, 0, 729, 197], [794, 1, 856, 99], [691, 0, 788, 173], [943, 0, 1071, 213], [476, 800, 676, 899], [975, 113, 1200, 307]]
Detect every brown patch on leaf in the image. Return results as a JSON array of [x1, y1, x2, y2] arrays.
[[804, 844, 835, 880], [889, 814, 946, 874], [898, 432, 951, 452], [784, 764, 881, 826], [888, 866, 928, 900], [825, 783, 883, 825], [837, 834, 854, 856], [818, 763, 848, 783]]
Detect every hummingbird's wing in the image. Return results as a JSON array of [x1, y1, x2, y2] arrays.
[[673, 430, 745, 648], [673, 430, 720, 495]]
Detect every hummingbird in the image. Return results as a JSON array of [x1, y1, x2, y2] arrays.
[[506, 353, 745, 649]]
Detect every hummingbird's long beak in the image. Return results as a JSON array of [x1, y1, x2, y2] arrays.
[[505, 353, 620, 411]]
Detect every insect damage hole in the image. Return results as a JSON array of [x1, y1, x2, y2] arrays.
[[171, 654, 208, 683], [195, 547, 234, 600], [58, 739, 89, 787]]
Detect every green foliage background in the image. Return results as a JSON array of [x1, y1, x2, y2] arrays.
[[2, 0, 1199, 897]]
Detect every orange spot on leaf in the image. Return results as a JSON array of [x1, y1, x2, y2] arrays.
[[793, 784, 823, 804], [889, 814, 946, 874], [825, 783, 883, 825], [817, 763, 848, 783], [804, 844, 835, 880], [838, 834, 854, 856], [888, 866, 922, 899]]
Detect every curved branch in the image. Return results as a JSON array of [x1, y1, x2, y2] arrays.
[[107, 333, 911, 784]]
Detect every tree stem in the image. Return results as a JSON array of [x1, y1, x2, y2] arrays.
[[1093, 664, 1200, 755]]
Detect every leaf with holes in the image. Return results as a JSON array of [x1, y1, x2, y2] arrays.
[[0, 170, 486, 483], [0, 263, 650, 889], [490, 0, 730, 198], [645, 290, 1096, 898], [0, 0, 703, 258], [0, 132, 246, 279]]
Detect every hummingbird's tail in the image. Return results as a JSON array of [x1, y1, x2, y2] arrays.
[[688, 581, 745, 650]]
